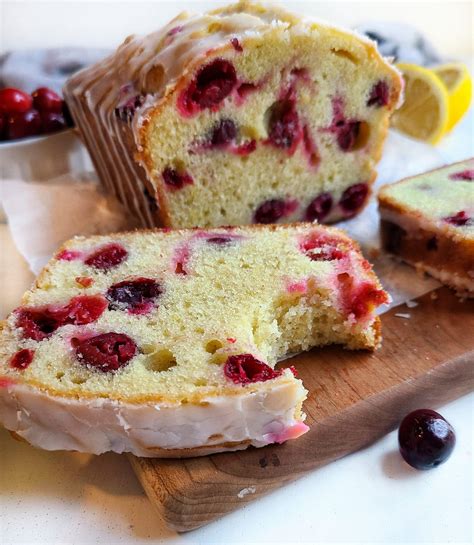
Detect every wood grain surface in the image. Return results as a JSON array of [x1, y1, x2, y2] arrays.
[[129, 287, 474, 532]]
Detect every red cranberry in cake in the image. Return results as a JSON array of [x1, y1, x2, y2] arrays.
[[178, 59, 237, 117], [9, 349, 35, 370], [378, 158, 474, 295], [254, 198, 298, 224], [367, 80, 389, 107], [64, 3, 402, 229], [107, 278, 162, 313], [162, 167, 194, 191], [57, 249, 82, 261], [85, 243, 128, 271], [305, 193, 333, 222], [7, 109, 41, 140], [450, 170, 474, 181], [74, 332, 137, 372], [339, 183, 369, 216], [16, 295, 107, 341], [0, 88, 32, 114], [210, 118, 237, 147], [443, 211, 470, 226], [224, 354, 282, 384], [300, 231, 345, 261], [32, 87, 63, 114], [266, 98, 302, 154]]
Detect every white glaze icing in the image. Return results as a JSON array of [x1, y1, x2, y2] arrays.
[[0, 379, 308, 457]]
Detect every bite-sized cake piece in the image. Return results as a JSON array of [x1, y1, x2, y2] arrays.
[[378, 158, 474, 296], [0, 223, 389, 457], [64, 1, 402, 228]]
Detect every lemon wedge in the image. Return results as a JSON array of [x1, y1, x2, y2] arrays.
[[391, 63, 449, 145], [432, 62, 472, 132]]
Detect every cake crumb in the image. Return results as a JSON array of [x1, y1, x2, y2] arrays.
[[405, 300, 418, 308], [238, 486, 257, 499], [395, 313, 411, 319]]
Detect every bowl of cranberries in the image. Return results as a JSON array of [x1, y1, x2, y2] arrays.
[[0, 86, 92, 182], [0, 87, 73, 142]]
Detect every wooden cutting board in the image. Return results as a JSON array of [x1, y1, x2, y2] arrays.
[[129, 287, 474, 532]]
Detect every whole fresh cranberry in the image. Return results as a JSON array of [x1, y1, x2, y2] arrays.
[[305, 193, 333, 222], [0, 115, 5, 139], [107, 278, 162, 313], [224, 354, 282, 384], [0, 88, 33, 115], [339, 183, 369, 216], [74, 332, 137, 372], [85, 243, 128, 271], [32, 87, 63, 114], [41, 112, 67, 134], [7, 109, 41, 140], [9, 348, 35, 370], [398, 409, 456, 470]]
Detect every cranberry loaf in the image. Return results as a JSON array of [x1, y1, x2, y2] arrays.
[[379, 159, 474, 296], [0, 223, 389, 457], [64, 1, 402, 229]]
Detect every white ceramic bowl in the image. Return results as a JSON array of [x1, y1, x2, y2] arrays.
[[0, 128, 92, 182]]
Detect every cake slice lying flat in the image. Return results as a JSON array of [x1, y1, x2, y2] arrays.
[[378, 159, 474, 296], [64, 0, 402, 228], [0, 224, 389, 457]]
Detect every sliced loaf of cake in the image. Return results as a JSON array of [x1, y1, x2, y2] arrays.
[[379, 159, 474, 296], [0, 223, 389, 457], [64, 1, 402, 228]]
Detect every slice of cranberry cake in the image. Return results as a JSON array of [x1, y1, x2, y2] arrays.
[[379, 158, 474, 296], [0, 224, 389, 457], [64, 1, 402, 228]]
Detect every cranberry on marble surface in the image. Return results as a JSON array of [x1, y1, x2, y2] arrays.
[[162, 167, 194, 190], [305, 193, 333, 222], [74, 332, 137, 372], [0, 88, 32, 114], [398, 409, 456, 470], [7, 109, 41, 140], [9, 349, 35, 370], [224, 354, 282, 384], [339, 183, 369, 216], [85, 243, 128, 271], [367, 80, 389, 107], [107, 278, 162, 313], [32, 87, 63, 114], [178, 59, 237, 116]]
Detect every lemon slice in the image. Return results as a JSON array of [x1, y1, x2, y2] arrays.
[[391, 63, 449, 145], [432, 62, 472, 132]]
